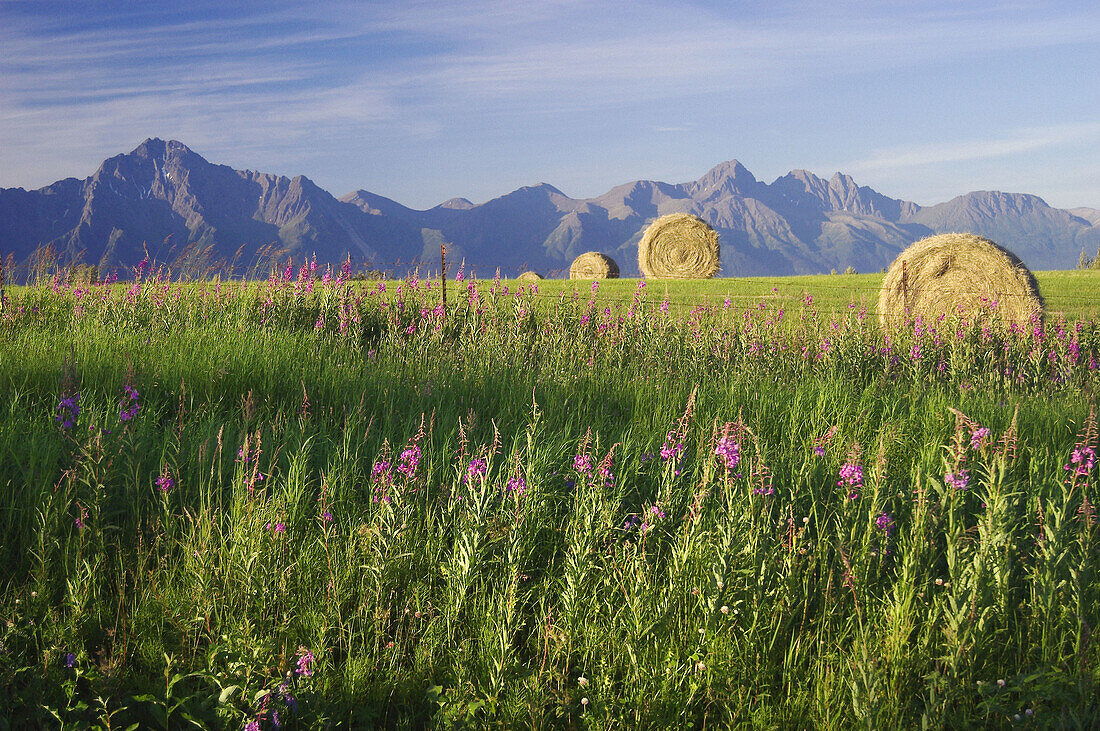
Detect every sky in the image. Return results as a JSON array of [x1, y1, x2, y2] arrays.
[[2, 0, 1099, 211]]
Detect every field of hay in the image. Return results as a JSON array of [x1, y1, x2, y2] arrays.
[[1, 267, 1099, 728]]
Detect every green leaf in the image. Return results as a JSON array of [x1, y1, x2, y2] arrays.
[[218, 685, 240, 704]]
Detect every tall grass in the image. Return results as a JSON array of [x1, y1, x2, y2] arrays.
[[0, 267, 1097, 728]]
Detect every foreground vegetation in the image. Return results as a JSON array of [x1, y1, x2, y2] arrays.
[[1, 266, 1098, 728]]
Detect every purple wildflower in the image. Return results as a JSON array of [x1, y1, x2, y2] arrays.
[[597, 462, 614, 487], [119, 384, 140, 422], [273, 522, 286, 534], [155, 470, 174, 493], [837, 462, 863, 499], [812, 425, 838, 457], [64, 653, 76, 668], [639, 504, 665, 532], [874, 512, 895, 536], [371, 460, 392, 481], [75, 504, 88, 530], [1065, 446, 1096, 478], [55, 391, 80, 430], [573, 453, 593, 476], [660, 432, 685, 462], [321, 510, 333, 523], [397, 443, 421, 479], [465, 457, 487, 483], [506, 475, 528, 495], [970, 427, 990, 450], [295, 647, 314, 677], [714, 436, 740, 470], [944, 469, 970, 490]]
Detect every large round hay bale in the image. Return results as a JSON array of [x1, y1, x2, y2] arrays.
[[569, 252, 619, 280], [517, 270, 543, 281], [637, 213, 720, 279], [878, 233, 1042, 330]]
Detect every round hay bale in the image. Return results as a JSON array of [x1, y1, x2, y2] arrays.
[[637, 213, 720, 279], [517, 270, 543, 281], [877, 233, 1042, 330], [569, 252, 619, 280]]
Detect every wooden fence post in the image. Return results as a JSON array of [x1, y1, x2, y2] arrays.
[[440, 243, 447, 316]]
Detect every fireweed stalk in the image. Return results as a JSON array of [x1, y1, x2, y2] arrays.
[[2, 269, 1100, 726]]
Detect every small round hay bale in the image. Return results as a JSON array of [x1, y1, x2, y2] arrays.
[[878, 233, 1042, 330], [637, 213, 720, 279], [569, 252, 619, 280], [517, 270, 543, 281]]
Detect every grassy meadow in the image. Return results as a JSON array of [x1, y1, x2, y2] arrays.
[[1, 266, 1099, 728]]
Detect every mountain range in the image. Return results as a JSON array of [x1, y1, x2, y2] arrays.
[[2, 138, 1098, 279]]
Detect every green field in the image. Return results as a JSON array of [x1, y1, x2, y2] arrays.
[[1, 270, 1098, 728], [509, 270, 1100, 319]]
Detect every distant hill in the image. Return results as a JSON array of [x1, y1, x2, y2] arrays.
[[2, 138, 1098, 278]]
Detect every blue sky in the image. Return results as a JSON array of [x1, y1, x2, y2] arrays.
[[2, 0, 1099, 210]]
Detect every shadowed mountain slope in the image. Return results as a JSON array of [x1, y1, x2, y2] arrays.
[[3, 140, 1097, 278]]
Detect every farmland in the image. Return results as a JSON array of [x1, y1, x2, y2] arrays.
[[1, 266, 1099, 728]]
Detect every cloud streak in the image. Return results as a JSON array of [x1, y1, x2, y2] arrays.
[[0, 0, 1098, 207], [846, 124, 1100, 173]]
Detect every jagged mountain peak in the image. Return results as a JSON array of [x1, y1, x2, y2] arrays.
[[965, 190, 1049, 209], [438, 197, 474, 210], [829, 171, 857, 187], [1069, 207, 1100, 226], [514, 182, 566, 197], [786, 169, 827, 185], [917, 190, 1055, 220], [92, 138, 212, 192], [288, 174, 322, 192], [128, 137, 195, 158], [691, 159, 759, 197], [771, 169, 830, 201], [702, 159, 755, 180], [485, 182, 574, 210]]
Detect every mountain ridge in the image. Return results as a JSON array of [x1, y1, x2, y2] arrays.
[[1, 138, 1097, 278]]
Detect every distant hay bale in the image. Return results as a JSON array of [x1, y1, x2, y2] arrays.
[[569, 252, 619, 280], [637, 213, 720, 279], [517, 270, 543, 281], [878, 233, 1043, 330]]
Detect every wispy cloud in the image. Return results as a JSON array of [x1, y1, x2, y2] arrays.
[[845, 124, 1100, 173], [1, 0, 1099, 206], [349, 1, 1100, 113]]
